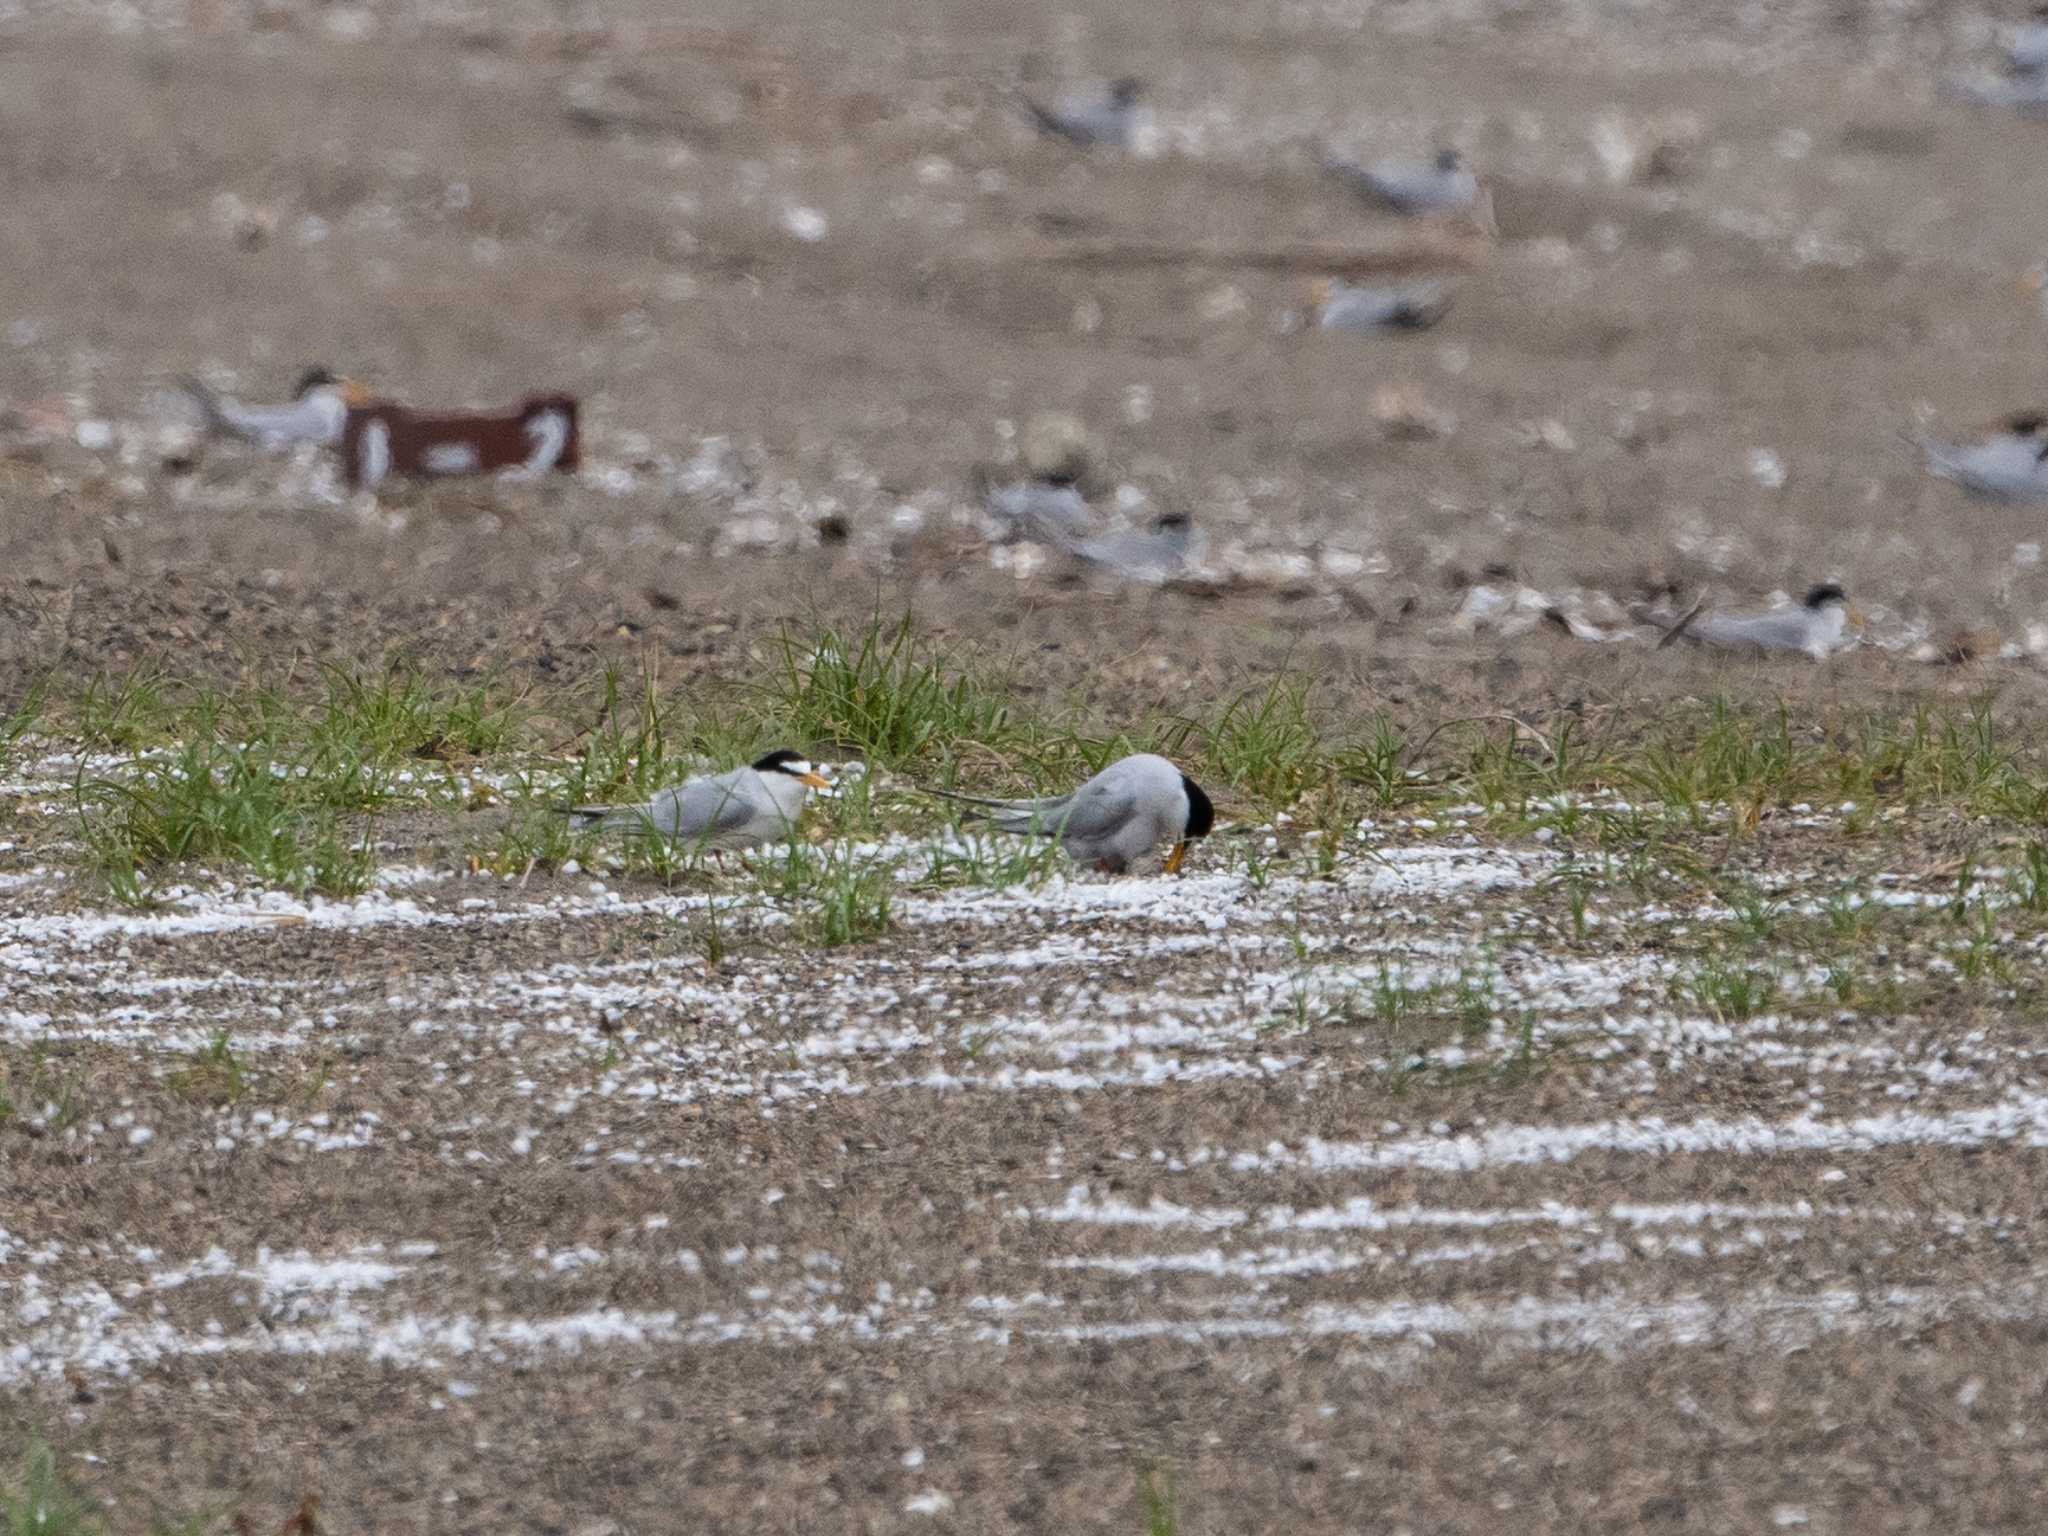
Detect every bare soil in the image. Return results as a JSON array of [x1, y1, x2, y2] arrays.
[[6, 1, 2048, 1531]]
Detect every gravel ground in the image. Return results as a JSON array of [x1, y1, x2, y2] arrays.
[[7, 0, 2048, 1530]]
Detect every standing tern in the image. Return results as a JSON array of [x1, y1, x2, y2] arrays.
[[1916, 414, 2048, 502], [1658, 585, 1857, 659], [560, 750, 831, 852], [929, 753, 1215, 874], [1023, 77, 1147, 149], [179, 367, 366, 449]]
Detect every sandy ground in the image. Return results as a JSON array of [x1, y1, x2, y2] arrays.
[[8, 0, 2048, 1530]]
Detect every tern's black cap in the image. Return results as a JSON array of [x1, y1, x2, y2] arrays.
[[1181, 775, 1214, 838], [1802, 583, 1848, 609], [752, 749, 810, 775]]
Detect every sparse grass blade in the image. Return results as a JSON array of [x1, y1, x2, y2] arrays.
[[1195, 675, 1324, 810], [1, 1439, 103, 1536], [1678, 956, 1778, 1022], [168, 1029, 249, 1105], [1139, 1467, 1177, 1536], [746, 839, 895, 946]]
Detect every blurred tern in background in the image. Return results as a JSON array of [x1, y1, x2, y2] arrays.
[[1915, 414, 2048, 502], [1321, 147, 1481, 216], [180, 367, 366, 450], [1067, 511, 1196, 583], [1657, 585, 1858, 660], [980, 474, 1097, 545], [1023, 77, 1147, 149], [1308, 277, 1452, 332], [2009, 6, 2048, 73]]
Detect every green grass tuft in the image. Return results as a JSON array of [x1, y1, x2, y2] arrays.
[[766, 615, 1013, 767], [1678, 956, 1779, 1022], [76, 727, 374, 904], [1, 1440, 102, 1536], [168, 1030, 249, 1105], [1138, 1467, 1177, 1536]]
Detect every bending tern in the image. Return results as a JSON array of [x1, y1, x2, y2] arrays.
[[930, 753, 1215, 874]]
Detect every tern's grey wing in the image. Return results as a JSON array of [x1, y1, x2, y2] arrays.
[[1072, 524, 1191, 581], [652, 774, 763, 839], [1688, 610, 1814, 652], [211, 393, 342, 447], [986, 483, 1094, 542], [1361, 166, 1433, 209], [1322, 281, 1448, 331], [1338, 161, 1471, 214], [2013, 26, 2048, 72], [1052, 777, 1141, 845], [1319, 152, 1380, 200], [1944, 70, 2048, 111], [1025, 93, 1128, 147], [178, 377, 235, 436]]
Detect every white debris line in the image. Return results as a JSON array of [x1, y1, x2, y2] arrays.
[[1017, 1282, 2045, 1352], [8, 1279, 2043, 1384], [0, 881, 733, 952], [1216, 1094, 2048, 1175], [1026, 1187, 1961, 1235]]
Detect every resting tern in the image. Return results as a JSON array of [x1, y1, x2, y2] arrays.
[[981, 476, 1097, 545], [1658, 584, 1857, 659], [1023, 77, 1147, 149], [2011, 6, 2048, 73], [930, 753, 1215, 874], [1309, 277, 1452, 332], [561, 750, 831, 852], [1068, 511, 1195, 583], [1942, 67, 2048, 113], [1916, 414, 2048, 502], [179, 367, 366, 449], [1322, 147, 1480, 216]]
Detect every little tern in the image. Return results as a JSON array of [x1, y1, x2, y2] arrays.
[[1916, 414, 2048, 502], [1309, 277, 1452, 332], [1658, 585, 1857, 660], [1023, 77, 1147, 149], [180, 367, 366, 450], [929, 753, 1215, 874], [1322, 148, 1480, 216], [561, 750, 831, 852]]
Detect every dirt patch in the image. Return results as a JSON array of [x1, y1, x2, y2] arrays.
[[7, 0, 2048, 1530]]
